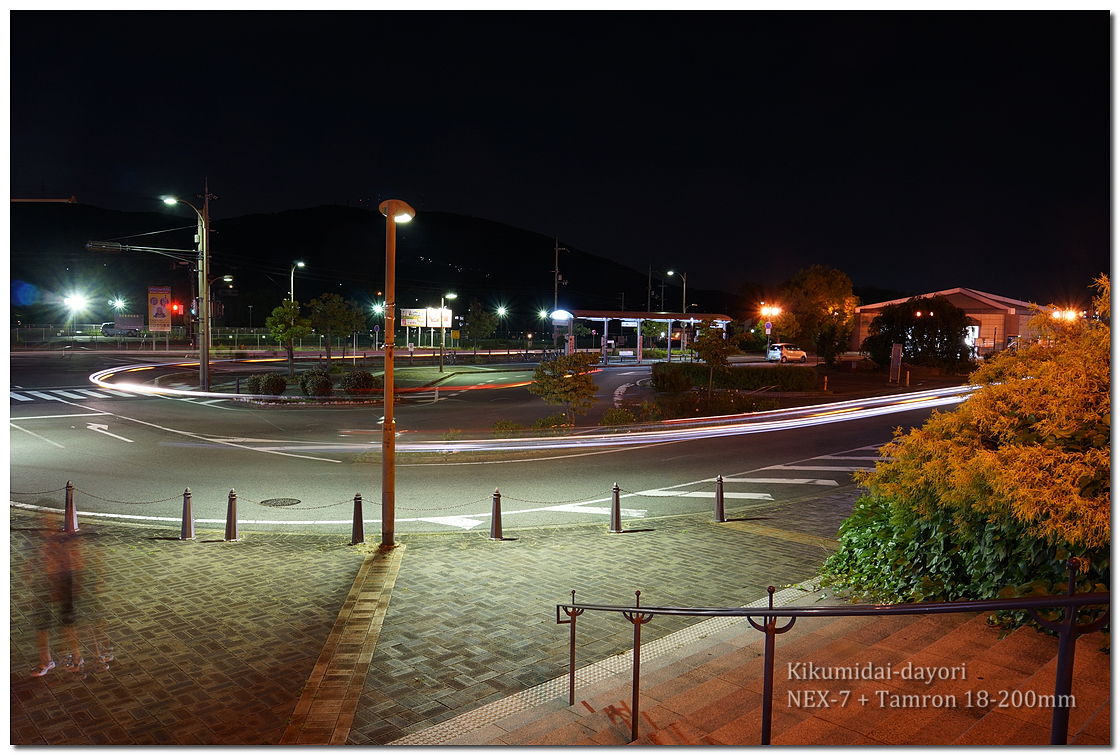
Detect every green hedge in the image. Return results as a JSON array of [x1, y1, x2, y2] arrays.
[[820, 494, 1109, 617], [246, 373, 287, 396], [651, 362, 817, 392]]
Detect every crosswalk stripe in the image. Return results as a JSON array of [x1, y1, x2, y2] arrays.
[[75, 389, 114, 398], [26, 391, 62, 401], [9, 392, 34, 402], [52, 390, 88, 399]]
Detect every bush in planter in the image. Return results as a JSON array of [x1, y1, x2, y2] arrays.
[[299, 367, 332, 396], [599, 407, 637, 426], [491, 420, 524, 436], [533, 413, 570, 432], [340, 370, 382, 396], [246, 372, 287, 396]]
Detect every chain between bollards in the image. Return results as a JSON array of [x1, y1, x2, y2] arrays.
[[714, 474, 727, 522], [224, 489, 239, 541], [351, 492, 365, 545], [63, 480, 79, 533], [609, 483, 622, 533], [490, 488, 503, 540], [180, 488, 194, 540]]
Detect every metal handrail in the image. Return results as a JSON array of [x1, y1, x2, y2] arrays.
[[556, 563, 1109, 745]]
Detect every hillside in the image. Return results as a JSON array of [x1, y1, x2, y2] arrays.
[[10, 203, 741, 327]]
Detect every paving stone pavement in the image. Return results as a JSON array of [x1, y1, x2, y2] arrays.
[[8, 488, 859, 745]]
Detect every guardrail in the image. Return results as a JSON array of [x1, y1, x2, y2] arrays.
[[556, 562, 1109, 744]]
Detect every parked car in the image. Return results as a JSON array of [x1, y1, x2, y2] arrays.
[[767, 343, 807, 362], [101, 322, 140, 337]]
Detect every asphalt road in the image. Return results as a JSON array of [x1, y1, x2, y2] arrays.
[[10, 352, 928, 536]]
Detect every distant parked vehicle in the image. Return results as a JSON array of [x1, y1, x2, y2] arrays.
[[766, 343, 807, 363], [101, 322, 140, 337]]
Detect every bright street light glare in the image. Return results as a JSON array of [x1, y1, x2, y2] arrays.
[[110, 298, 127, 310], [372, 303, 384, 314], [538, 309, 549, 320], [445, 292, 457, 300], [162, 196, 178, 206], [394, 212, 413, 223], [64, 294, 88, 311], [496, 306, 507, 317]]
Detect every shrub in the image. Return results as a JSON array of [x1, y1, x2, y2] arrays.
[[599, 407, 637, 426], [653, 390, 778, 419], [533, 413, 570, 431], [246, 372, 287, 396], [298, 367, 331, 396], [491, 420, 525, 437], [340, 370, 382, 396], [304, 373, 333, 397], [651, 362, 817, 393], [820, 495, 1109, 613], [636, 400, 662, 422]]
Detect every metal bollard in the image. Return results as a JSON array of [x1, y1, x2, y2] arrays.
[[180, 488, 195, 540], [905, 370, 910, 387], [351, 492, 365, 545], [490, 489, 503, 540], [609, 483, 623, 533], [822, 375, 828, 392], [714, 474, 727, 522], [224, 489, 239, 541], [63, 480, 79, 533]]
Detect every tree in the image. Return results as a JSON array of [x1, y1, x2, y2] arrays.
[[822, 276, 1110, 605], [782, 265, 857, 365], [308, 293, 365, 361], [459, 298, 498, 345], [691, 320, 741, 399], [266, 300, 313, 377], [527, 352, 599, 424], [860, 296, 973, 370]]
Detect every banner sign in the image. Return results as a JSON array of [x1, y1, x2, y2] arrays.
[[425, 307, 453, 328], [148, 286, 172, 332], [400, 308, 426, 328]]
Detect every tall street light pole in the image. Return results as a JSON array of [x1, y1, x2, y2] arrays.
[[439, 292, 457, 373], [163, 184, 214, 391], [289, 260, 306, 302], [668, 270, 688, 360], [378, 199, 415, 549]]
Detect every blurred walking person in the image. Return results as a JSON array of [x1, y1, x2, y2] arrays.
[[30, 523, 86, 677]]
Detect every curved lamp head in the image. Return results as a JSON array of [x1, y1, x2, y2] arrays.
[[162, 196, 179, 206], [379, 199, 416, 224], [550, 309, 573, 322]]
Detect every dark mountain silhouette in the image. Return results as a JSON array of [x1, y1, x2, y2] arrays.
[[11, 203, 742, 327]]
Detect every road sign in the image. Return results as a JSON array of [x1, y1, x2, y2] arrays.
[[765, 321, 772, 335]]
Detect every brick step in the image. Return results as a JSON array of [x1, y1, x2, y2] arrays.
[[468, 609, 1109, 746]]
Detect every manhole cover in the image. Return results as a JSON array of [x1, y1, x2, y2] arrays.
[[259, 497, 301, 507]]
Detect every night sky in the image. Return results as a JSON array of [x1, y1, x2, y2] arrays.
[[10, 10, 1109, 305]]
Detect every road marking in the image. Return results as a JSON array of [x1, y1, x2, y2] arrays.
[[820, 455, 885, 461], [75, 389, 114, 398], [415, 516, 486, 530], [26, 391, 62, 401], [636, 489, 774, 500], [718, 477, 840, 486], [86, 423, 135, 442], [763, 464, 871, 471], [9, 412, 111, 420], [10, 423, 65, 448], [544, 503, 647, 517], [9, 392, 33, 402], [52, 390, 89, 399]]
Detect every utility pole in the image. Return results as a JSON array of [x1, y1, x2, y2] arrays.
[[552, 238, 567, 349], [647, 266, 652, 311]]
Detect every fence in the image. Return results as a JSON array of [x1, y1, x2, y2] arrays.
[[556, 564, 1110, 744]]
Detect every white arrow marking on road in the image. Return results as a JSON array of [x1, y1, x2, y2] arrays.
[[86, 423, 134, 442], [415, 516, 486, 530], [636, 489, 774, 500], [763, 464, 871, 471], [714, 477, 840, 486], [546, 503, 648, 517]]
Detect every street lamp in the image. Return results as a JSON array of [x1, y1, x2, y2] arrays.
[[289, 261, 306, 302], [110, 298, 127, 312], [760, 302, 782, 353], [378, 198, 415, 549], [163, 189, 213, 391], [439, 292, 457, 372], [667, 270, 688, 359]]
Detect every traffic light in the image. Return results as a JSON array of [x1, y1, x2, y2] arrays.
[[171, 303, 182, 315]]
